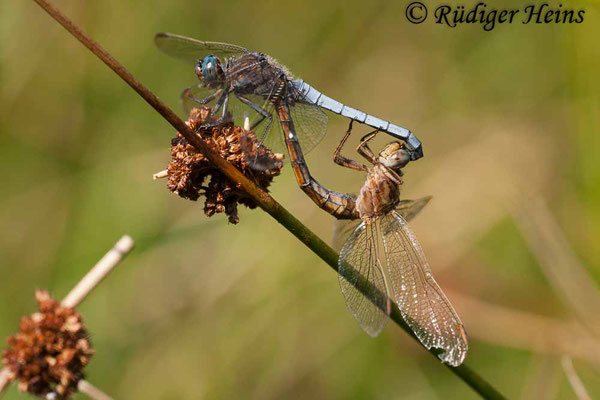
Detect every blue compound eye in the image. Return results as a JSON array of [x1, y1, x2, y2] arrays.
[[201, 55, 223, 83]]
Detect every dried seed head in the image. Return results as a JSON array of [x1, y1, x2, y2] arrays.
[[166, 107, 284, 224], [2, 290, 94, 399]]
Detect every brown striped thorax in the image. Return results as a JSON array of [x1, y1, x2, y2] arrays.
[[356, 142, 412, 224]]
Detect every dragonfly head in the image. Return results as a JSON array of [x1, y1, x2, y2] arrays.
[[378, 142, 411, 170], [195, 55, 225, 85]]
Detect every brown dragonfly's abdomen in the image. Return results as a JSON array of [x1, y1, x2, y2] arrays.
[[301, 178, 359, 220], [277, 103, 359, 220], [356, 165, 401, 223]]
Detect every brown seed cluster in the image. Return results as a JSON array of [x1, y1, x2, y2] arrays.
[[2, 290, 94, 399], [167, 107, 284, 224]]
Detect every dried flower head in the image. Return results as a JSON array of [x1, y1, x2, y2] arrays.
[[166, 107, 284, 224], [2, 290, 94, 399]]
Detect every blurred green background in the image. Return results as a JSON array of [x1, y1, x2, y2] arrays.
[[1, 0, 599, 398]]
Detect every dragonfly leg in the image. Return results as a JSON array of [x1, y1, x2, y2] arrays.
[[357, 130, 379, 164], [333, 121, 370, 172], [235, 93, 274, 147], [181, 86, 223, 108], [276, 102, 359, 220], [196, 91, 230, 129], [212, 91, 227, 114], [358, 130, 404, 183], [221, 91, 229, 120]]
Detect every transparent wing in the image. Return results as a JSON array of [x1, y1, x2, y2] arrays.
[[254, 103, 328, 160], [333, 196, 431, 253], [338, 222, 391, 337], [395, 196, 432, 222], [243, 81, 329, 162], [381, 211, 468, 366], [288, 100, 328, 155], [155, 32, 249, 65], [332, 219, 361, 253], [332, 191, 359, 253]]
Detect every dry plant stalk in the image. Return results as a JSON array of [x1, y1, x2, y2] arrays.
[[512, 196, 600, 339], [0, 368, 11, 393], [153, 169, 168, 180], [62, 235, 134, 309], [77, 380, 115, 400], [165, 107, 283, 224], [561, 356, 592, 400], [0, 236, 132, 399]]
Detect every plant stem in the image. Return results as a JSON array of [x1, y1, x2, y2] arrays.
[[561, 356, 591, 400], [62, 235, 135, 308], [153, 169, 168, 180], [0, 368, 11, 393], [77, 380, 115, 400], [31, 1, 506, 398]]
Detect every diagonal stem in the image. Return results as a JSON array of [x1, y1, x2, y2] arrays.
[[31, 0, 506, 398]]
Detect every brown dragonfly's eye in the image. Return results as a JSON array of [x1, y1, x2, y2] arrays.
[[393, 148, 411, 168], [378, 143, 410, 169]]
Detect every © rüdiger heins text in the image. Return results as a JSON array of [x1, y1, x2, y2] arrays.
[[434, 2, 585, 31]]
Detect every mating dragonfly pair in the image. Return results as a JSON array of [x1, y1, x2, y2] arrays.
[[156, 33, 467, 366]]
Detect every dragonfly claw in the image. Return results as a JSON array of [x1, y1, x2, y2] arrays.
[[410, 145, 423, 161]]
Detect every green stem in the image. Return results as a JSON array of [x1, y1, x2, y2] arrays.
[[32, 0, 506, 398]]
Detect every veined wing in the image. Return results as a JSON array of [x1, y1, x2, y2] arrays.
[[155, 32, 249, 65], [333, 196, 432, 253], [396, 196, 432, 222], [338, 222, 391, 337], [332, 219, 360, 253], [287, 100, 328, 155], [240, 83, 329, 161], [256, 100, 328, 159], [381, 211, 468, 366], [242, 100, 328, 166], [287, 83, 328, 155]]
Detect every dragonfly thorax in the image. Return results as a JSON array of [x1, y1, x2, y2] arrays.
[[195, 55, 225, 85], [356, 164, 402, 224]]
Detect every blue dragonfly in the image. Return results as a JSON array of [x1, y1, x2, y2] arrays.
[[155, 33, 423, 164]]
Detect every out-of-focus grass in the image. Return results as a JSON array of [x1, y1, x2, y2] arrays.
[[1, 0, 599, 398]]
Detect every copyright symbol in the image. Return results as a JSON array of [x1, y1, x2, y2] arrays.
[[406, 2, 427, 24]]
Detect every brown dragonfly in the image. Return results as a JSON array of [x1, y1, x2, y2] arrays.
[[279, 115, 468, 366]]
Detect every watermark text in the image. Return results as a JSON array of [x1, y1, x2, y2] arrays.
[[405, 2, 585, 30]]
